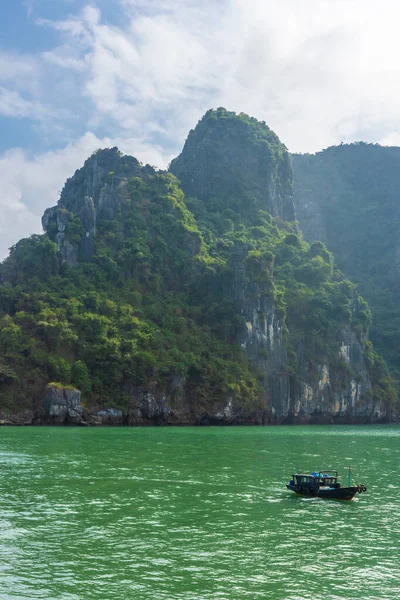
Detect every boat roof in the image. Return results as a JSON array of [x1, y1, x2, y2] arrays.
[[294, 471, 338, 477]]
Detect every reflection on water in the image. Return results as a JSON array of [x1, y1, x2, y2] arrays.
[[0, 425, 399, 599]]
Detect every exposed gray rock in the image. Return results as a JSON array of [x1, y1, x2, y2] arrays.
[[79, 196, 96, 234], [60, 148, 143, 213], [40, 147, 154, 268], [0, 410, 33, 425], [292, 194, 327, 243], [35, 141, 388, 426], [97, 408, 123, 425], [59, 235, 79, 267], [42, 385, 83, 424], [124, 385, 172, 424], [170, 108, 295, 222], [41, 206, 58, 232], [232, 244, 385, 423], [98, 184, 118, 221], [119, 384, 256, 426], [42, 206, 79, 267], [42, 206, 70, 234]]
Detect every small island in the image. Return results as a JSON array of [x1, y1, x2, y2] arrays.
[[0, 109, 397, 425]]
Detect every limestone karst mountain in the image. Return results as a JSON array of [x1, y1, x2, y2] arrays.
[[293, 143, 400, 392], [0, 109, 396, 424]]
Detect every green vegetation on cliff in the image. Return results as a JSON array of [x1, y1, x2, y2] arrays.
[[0, 163, 260, 415], [170, 107, 294, 223], [293, 143, 400, 387], [0, 112, 396, 419]]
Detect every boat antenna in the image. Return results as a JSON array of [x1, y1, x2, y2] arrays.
[[347, 466, 352, 487]]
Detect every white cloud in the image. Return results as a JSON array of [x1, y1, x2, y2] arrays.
[[0, 132, 171, 259], [0, 87, 69, 126], [41, 51, 86, 71], [0, 52, 40, 84], [0, 88, 35, 118], [23, 0, 35, 17], [34, 0, 400, 152], [378, 132, 400, 147], [0, 51, 72, 129], [4, 0, 400, 257], [36, 14, 92, 39], [0, 133, 101, 258]]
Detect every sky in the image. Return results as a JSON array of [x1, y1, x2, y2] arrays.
[[1, 0, 400, 259]]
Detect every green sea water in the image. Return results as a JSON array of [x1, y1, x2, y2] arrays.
[[0, 425, 399, 600]]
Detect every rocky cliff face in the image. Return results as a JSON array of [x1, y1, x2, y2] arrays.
[[169, 110, 394, 423], [292, 144, 400, 396], [231, 244, 290, 419], [289, 326, 379, 423], [170, 108, 295, 222], [0, 112, 396, 425], [42, 384, 84, 424], [42, 148, 153, 266], [231, 244, 382, 423]]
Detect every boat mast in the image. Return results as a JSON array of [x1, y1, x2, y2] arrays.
[[347, 466, 352, 487]]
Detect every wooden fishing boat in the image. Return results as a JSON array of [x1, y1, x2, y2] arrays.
[[286, 469, 367, 500]]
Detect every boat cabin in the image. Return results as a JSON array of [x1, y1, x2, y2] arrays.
[[286, 467, 366, 500], [289, 470, 340, 489]]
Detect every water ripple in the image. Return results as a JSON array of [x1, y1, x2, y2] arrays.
[[0, 425, 398, 599]]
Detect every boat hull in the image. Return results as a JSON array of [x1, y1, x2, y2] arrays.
[[286, 485, 360, 500]]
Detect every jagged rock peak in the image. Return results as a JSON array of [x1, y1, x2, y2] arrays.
[[58, 147, 155, 214], [41, 147, 158, 265], [169, 107, 295, 222]]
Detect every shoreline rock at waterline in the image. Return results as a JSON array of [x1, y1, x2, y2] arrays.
[[42, 384, 83, 424], [0, 382, 393, 426]]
